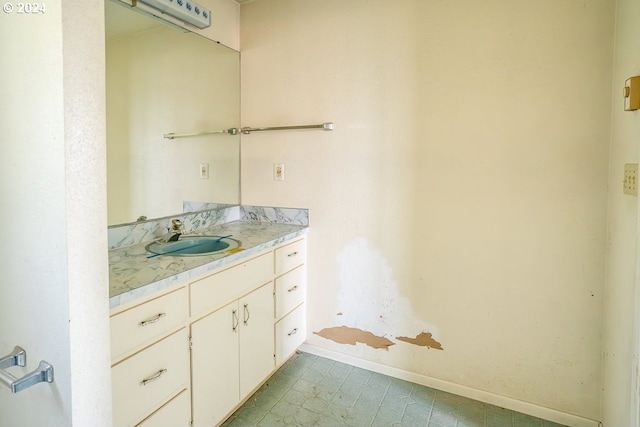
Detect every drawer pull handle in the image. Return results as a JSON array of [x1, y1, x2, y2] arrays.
[[232, 309, 239, 332], [141, 369, 167, 386], [287, 251, 299, 258], [288, 328, 298, 336], [287, 285, 298, 293], [140, 313, 166, 327], [243, 303, 250, 326]]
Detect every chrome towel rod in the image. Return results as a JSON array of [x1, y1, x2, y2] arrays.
[[163, 122, 333, 139], [240, 122, 334, 134], [163, 128, 239, 140]]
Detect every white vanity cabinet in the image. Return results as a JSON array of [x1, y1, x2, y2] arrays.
[[110, 287, 191, 427], [191, 282, 274, 426], [274, 240, 307, 366], [189, 250, 276, 426], [238, 283, 277, 396], [110, 236, 307, 427], [190, 300, 239, 426]]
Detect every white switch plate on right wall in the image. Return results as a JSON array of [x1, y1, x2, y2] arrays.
[[623, 163, 638, 196]]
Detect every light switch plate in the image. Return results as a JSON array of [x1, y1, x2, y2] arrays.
[[624, 76, 640, 111], [200, 163, 209, 179]]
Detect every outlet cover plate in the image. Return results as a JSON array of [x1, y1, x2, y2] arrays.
[[274, 163, 285, 181]]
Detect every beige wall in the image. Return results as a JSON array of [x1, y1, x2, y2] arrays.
[[201, 0, 240, 50], [602, 1, 640, 425], [240, 0, 614, 423]]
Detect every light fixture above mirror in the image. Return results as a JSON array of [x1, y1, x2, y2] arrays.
[[135, 0, 212, 29]]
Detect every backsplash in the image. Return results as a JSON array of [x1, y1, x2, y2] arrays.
[[108, 205, 309, 250], [240, 205, 309, 225]]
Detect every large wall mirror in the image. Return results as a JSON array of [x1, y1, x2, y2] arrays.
[[105, 0, 240, 226]]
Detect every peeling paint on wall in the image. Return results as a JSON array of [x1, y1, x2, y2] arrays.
[[315, 324, 444, 351], [335, 237, 441, 346], [314, 325, 395, 350], [396, 332, 444, 350]]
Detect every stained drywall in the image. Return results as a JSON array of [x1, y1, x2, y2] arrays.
[[334, 238, 441, 344], [240, 0, 612, 420]]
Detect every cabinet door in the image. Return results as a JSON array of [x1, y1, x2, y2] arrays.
[[191, 301, 240, 427], [239, 282, 275, 397]]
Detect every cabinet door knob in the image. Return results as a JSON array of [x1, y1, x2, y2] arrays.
[[287, 285, 298, 293], [288, 328, 298, 336], [287, 251, 298, 258]]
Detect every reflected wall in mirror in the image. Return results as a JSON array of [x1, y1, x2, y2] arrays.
[[105, 0, 240, 226]]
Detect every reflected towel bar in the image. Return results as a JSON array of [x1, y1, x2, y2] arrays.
[[163, 122, 334, 139], [163, 128, 239, 139]]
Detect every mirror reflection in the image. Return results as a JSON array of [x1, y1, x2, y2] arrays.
[[105, 1, 240, 226]]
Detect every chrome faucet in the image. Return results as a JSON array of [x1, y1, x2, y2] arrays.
[[162, 219, 184, 242]]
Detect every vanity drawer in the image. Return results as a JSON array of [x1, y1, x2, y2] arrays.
[[274, 265, 306, 321], [112, 328, 190, 427], [275, 238, 306, 275], [136, 389, 190, 427], [190, 252, 273, 318], [110, 287, 188, 361], [275, 303, 306, 366]]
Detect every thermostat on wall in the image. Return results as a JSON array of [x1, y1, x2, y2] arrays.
[[623, 76, 640, 111]]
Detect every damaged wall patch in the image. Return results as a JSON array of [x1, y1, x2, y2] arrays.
[[396, 332, 443, 350], [314, 326, 395, 350]]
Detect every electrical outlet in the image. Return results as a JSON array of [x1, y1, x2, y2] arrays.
[[274, 163, 285, 181], [623, 163, 638, 196], [200, 163, 209, 179]]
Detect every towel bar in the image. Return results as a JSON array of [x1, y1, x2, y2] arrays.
[[0, 346, 54, 393]]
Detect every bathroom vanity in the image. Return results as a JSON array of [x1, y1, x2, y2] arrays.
[[105, 2, 309, 425], [108, 214, 308, 427]]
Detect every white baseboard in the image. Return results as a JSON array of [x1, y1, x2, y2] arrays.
[[299, 343, 600, 427]]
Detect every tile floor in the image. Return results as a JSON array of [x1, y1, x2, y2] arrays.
[[222, 351, 567, 427]]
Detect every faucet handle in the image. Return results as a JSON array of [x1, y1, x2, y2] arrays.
[[170, 219, 183, 233]]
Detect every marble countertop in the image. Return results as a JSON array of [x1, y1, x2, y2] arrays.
[[109, 220, 308, 309]]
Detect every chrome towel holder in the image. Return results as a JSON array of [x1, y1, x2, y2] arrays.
[[0, 346, 54, 393], [240, 122, 334, 134], [163, 128, 239, 140], [163, 122, 334, 140]]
